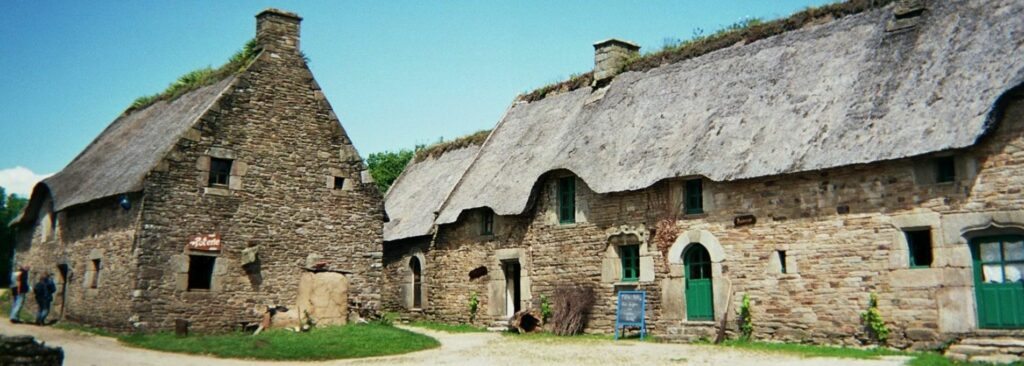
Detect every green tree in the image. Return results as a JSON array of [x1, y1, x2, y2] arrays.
[[1, 187, 29, 287], [366, 148, 416, 193]]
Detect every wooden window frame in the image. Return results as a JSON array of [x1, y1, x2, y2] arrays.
[[208, 158, 233, 187], [557, 177, 576, 224], [685, 179, 704, 215], [620, 244, 640, 282], [905, 229, 934, 268], [481, 210, 494, 236]]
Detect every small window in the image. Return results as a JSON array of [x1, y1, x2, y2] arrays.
[[620, 244, 640, 282], [90, 259, 101, 288], [481, 210, 494, 235], [208, 158, 233, 187], [778, 250, 788, 274], [905, 229, 933, 268], [558, 177, 576, 224], [188, 255, 216, 290], [685, 179, 704, 215], [935, 156, 955, 183], [333, 176, 345, 190]]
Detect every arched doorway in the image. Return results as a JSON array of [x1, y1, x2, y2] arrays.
[[971, 235, 1023, 328], [410, 257, 422, 309], [684, 244, 714, 321]]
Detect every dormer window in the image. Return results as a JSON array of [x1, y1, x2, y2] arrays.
[[208, 158, 233, 187]]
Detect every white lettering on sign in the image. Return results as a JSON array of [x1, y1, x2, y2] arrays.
[[188, 234, 221, 252]]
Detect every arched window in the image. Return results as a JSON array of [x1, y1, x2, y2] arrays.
[[410, 257, 422, 309], [684, 244, 713, 321]]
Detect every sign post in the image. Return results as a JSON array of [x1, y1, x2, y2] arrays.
[[614, 290, 647, 340]]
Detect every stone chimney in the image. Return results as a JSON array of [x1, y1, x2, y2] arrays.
[[256, 8, 302, 54], [592, 39, 640, 86]]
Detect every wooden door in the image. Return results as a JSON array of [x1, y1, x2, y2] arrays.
[[411, 257, 422, 309], [685, 245, 714, 321], [972, 235, 1024, 328]]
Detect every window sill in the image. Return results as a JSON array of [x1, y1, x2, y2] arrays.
[[204, 186, 231, 196], [613, 281, 652, 287], [479, 234, 496, 240]]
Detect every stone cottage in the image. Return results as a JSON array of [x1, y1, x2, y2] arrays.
[[383, 0, 1024, 361], [9, 9, 384, 332]]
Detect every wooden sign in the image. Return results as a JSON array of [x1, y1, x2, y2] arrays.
[[188, 234, 221, 252], [734, 214, 756, 227], [614, 290, 647, 340]]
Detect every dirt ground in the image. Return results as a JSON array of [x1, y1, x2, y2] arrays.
[[0, 321, 912, 366]]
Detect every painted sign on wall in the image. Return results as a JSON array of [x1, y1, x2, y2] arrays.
[[188, 234, 222, 252]]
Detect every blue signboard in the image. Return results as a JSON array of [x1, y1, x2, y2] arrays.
[[614, 290, 646, 340]]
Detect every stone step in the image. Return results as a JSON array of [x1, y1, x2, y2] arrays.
[[947, 344, 999, 356], [961, 337, 1024, 348], [486, 326, 509, 332], [970, 354, 1022, 364]]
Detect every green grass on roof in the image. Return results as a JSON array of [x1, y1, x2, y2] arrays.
[[413, 129, 491, 162], [125, 38, 260, 113], [520, 0, 897, 103]]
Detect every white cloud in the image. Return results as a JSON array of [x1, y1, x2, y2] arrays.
[[0, 166, 53, 197]]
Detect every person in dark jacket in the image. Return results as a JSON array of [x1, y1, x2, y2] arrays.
[[33, 271, 56, 325], [9, 266, 29, 323]]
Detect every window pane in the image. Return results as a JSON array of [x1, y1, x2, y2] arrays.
[[1003, 239, 1023, 261], [1006, 264, 1023, 283], [982, 264, 1004, 283], [980, 241, 1002, 262]]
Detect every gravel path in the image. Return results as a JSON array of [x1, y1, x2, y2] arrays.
[[0, 321, 911, 366]]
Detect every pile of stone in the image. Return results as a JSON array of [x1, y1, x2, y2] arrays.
[[0, 335, 64, 366]]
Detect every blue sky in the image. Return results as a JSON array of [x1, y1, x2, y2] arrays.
[[0, 0, 832, 196]]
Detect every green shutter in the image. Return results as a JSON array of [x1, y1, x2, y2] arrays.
[[685, 179, 703, 215], [558, 177, 575, 224], [621, 245, 639, 282]]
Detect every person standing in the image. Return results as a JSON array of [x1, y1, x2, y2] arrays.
[[9, 266, 29, 323], [33, 271, 56, 325]]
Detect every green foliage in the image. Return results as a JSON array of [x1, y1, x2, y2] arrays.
[[468, 291, 479, 324], [366, 148, 416, 193], [0, 187, 28, 287], [409, 321, 488, 333], [119, 324, 439, 360], [126, 38, 260, 113], [413, 130, 491, 162], [860, 292, 890, 344], [737, 294, 753, 341], [539, 294, 552, 323]]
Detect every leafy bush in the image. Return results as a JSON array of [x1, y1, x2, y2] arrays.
[[549, 286, 595, 336], [860, 292, 889, 344], [468, 291, 479, 324], [737, 294, 753, 340], [366, 148, 415, 193], [539, 295, 552, 324]]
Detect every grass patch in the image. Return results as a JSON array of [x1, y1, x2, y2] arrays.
[[119, 323, 438, 361], [408, 321, 488, 333]]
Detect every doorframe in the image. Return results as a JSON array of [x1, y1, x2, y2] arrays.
[[502, 260, 521, 319], [683, 244, 714, 321], [668, 229, 727, 321]]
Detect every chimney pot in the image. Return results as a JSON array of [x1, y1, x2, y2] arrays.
[[592, 39, 640, 86], [256, 8, 302, 54]]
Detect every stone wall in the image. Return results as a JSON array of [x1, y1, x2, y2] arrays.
[[132, 12, 383, 332], [0, 335, 64, 366], [402, 95, 1024, 348], [13, 194, 141, 330]]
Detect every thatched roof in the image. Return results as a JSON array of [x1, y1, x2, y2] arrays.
[[384, 144, 481, 241], [437, 0, 1024, 224], [40, 76, 237, 212]]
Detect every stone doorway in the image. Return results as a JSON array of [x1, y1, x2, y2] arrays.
[[410, 257, 423, 309], [502, 260, 521, 319], [970, 235, 1024, 328]]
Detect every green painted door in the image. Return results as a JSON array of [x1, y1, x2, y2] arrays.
[[685, 245, 714, 321], [971, 235, 1024, 329]]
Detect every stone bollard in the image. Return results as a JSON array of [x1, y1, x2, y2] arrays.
[[174, 319, 190, 337]]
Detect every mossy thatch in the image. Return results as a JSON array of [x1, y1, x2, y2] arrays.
[[126, 38, 260, 113], [520, 0, 897, 103], [413, 130, 491, 162]]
